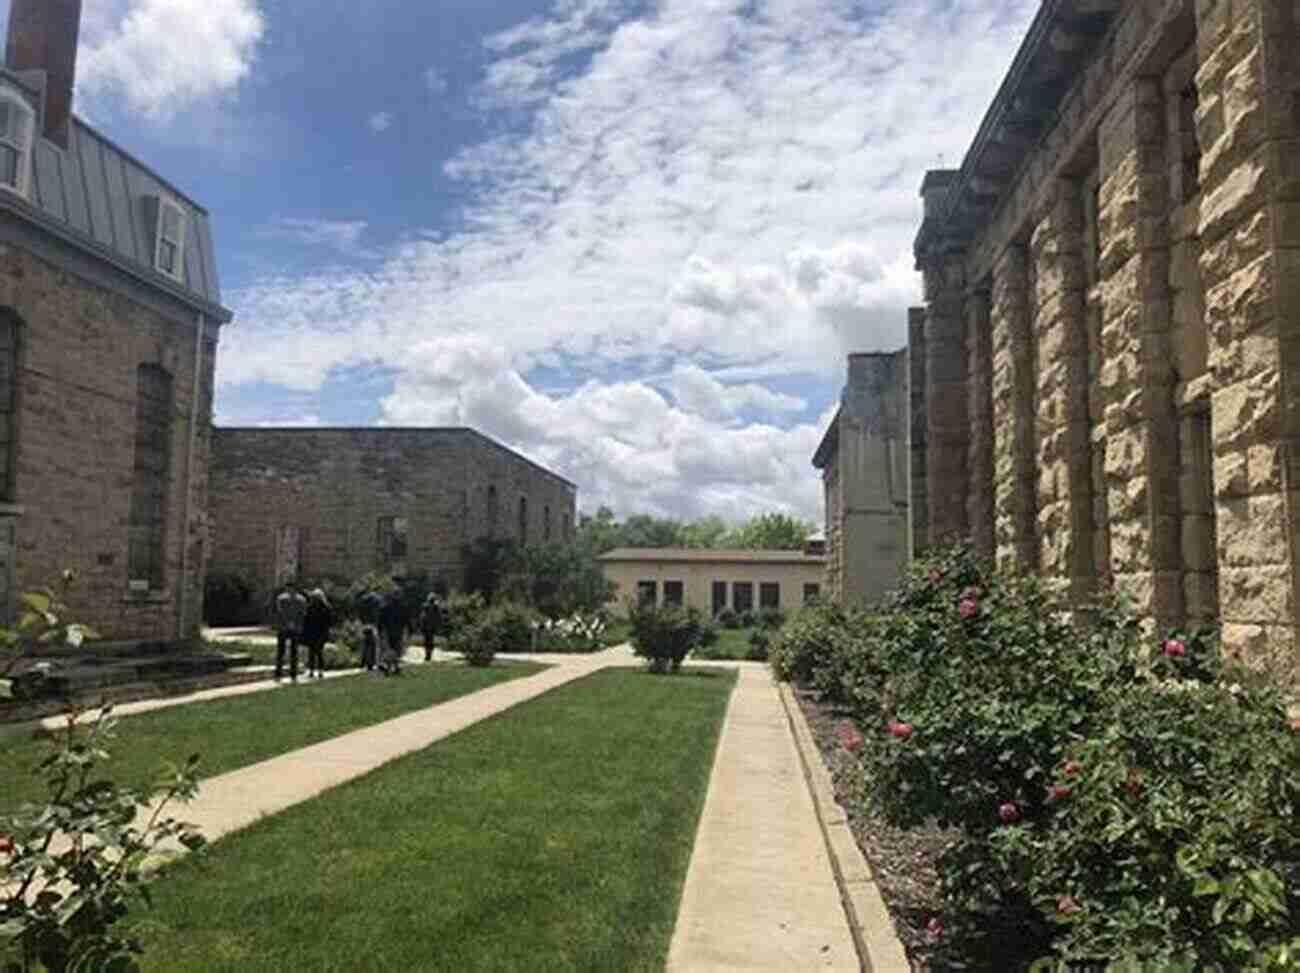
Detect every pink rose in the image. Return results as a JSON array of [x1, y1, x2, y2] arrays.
[[1045, 784, 1071, 804], [997, 801, 1020, 824], [926, 916, 944, 936], [835, 722, 865, 753], [887, 720, 913, 740], [1056, 895, 1082, 915], [1124, 772, 1141, 797], [958, 598, 979, 619], [1161, 637, 1186, 658], [1062, 759, 1081, 777], [0, 834, 12, 855]]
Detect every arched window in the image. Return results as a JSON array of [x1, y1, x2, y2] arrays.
[[486, 485, 499, 536], [128, 364, 173, 590], [518, 496, 528, 542], [543, 505, 551, 542], [0, 86, 35, 198]]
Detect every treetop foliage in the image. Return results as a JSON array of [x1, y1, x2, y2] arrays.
[[575, 507, 814, 555]]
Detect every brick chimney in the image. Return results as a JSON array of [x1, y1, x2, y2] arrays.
[[6, 0, 82, 149]]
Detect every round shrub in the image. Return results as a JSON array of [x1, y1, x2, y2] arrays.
[[628, 600, 706, 673]]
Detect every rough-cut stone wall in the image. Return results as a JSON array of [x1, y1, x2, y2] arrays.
[[964, 290, 995, 559], [1194, 0, 1298, 664], [910, 0, 1300, 667], [822, 459, 843, 602], [922, 258, 970, 545], [0, 243, 216, 642], [990, 246, 1039, 571], [1033, 181, 1096, 602], [908, 308, 929, 552], [209, 428, 576, 609]]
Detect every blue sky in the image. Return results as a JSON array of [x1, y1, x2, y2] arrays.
[[2, 0, 1039, 522]]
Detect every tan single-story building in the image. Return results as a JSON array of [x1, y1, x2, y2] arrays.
[[598, 547, 826, 617]]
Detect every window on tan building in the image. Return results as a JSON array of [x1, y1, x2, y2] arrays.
[[636, 580, 657, 606], [711, 580, 727, 616], [128, 364, 172, 590], [803, 582, 821, 605], [664, 580, 683, 606], [733, 581, 754, 612], [759, 582, 780, 609]]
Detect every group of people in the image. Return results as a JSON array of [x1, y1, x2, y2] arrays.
[[268, 580, 448, 683]]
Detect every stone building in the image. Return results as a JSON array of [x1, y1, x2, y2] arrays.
[[812, 352, 912, 606], [0, 0, 229, 641], [599, 546, 826, 617], [911, 0, 1300, 660], [208, 427, 577, 605]]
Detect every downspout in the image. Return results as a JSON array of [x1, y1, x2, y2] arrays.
[[177, 310, 204, 641]]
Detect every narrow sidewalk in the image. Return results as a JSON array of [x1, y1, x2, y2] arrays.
[[148, 647, 624, 844], [668, 664, 860, 971]]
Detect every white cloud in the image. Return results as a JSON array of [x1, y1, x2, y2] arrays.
[[257, 217, 376, 257], [76, 0, 265, 118], [220, 0, 1040, 517], [368, 110, 394, 133], [424, 67, 449, 94], [665, 364, 805, 422]]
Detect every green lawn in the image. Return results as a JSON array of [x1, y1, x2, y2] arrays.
[[693, 626, 769, 660], [0, 662, 544, 815], [131, 667, 737, 972]]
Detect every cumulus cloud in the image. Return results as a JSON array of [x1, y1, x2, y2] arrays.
[[368, 110, 394, 133], [76, 0, 265, 118], [219, 0, 1040, 517]]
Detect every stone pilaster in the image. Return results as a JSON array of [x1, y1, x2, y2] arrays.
[[1032, 181, 1097, 603], [923, 257, 970, 546], [1096, 78, 1183, 631], [1194, 0, 1299, 665], [908, 307, 929, 554], [964, 289, 995, 560], [990, 246, 1038, 572]]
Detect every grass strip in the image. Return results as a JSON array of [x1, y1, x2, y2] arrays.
[[131, 667, 736, 972], [0, 662, 544, 814], [694, 626, 766, 660]]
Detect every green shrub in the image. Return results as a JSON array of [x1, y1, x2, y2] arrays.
[[758, 608, 786, 630], [737, 609, 757, 629], [627, 599, 707, 673], [447, 601, 534, 667], [716, 608, 739, 629], [746, 629, 770, 661], [792, 544, 1300, 969]]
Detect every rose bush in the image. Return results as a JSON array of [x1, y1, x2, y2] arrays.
[[775, 544, 1300, 969]]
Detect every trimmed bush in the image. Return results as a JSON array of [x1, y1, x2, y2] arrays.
[[627, 600, 707, 673], [716, 608, 739, 630], [447, 600, 534, 667]]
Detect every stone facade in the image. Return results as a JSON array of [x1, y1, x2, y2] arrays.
[[0, 0, 230, 643], [813, 352, 912, 606], [208, 428, 577, 606], [912, 0, 1300, 665]]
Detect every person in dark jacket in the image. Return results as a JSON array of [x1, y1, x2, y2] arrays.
[[301, 588, 334, 679], [378, 585, 407, 675], [357, 587, 386, 672], [419, 592, 445, 662]]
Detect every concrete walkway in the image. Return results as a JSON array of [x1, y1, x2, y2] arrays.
[[149, 646, 623, 844], [667, 664, 860, 971]]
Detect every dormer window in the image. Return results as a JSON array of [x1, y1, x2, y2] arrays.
[[0, 89, 34, 198], [154, 197, 185, 280]]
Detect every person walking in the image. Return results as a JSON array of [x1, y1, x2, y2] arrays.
[[357, 586, 386, 673], [302, 588, 334, 679], [271, 583, 308, 682], [419, 591, 445, 663], [378, 583, 407, 675]]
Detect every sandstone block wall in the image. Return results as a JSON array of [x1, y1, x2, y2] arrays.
[[209, 428, 577, 609], [0, 243, 216, 642], [911, 0, 1300, 667]]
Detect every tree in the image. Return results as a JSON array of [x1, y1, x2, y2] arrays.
[[733, 512, 813, 550], [575, 506, 621, 555], [499, 543, 615, 621], [679, 515, 733, 549]]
